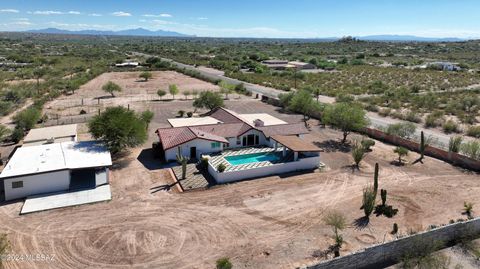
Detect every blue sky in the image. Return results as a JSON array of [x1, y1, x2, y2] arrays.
[[0, 0, 479, 38]]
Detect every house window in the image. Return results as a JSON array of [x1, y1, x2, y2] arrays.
[[211, 142, 221, 149], [12, 181, 23, 189]]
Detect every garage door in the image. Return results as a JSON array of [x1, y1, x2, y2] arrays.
[[70, 169, 96, 190]]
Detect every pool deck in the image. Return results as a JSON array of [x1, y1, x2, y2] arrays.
[[207, 147, 293, 172]]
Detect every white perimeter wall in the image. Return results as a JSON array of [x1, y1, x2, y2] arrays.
[[3, 170, 70, 200], [165, 139, 223, 161], [209, 155, 320, 184]]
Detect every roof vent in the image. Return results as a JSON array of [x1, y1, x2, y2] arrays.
[[254, 119, 265, 127]]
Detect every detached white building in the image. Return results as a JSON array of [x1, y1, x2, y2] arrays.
[[0, 141, 112, 201], [23, 124, 77, 146]]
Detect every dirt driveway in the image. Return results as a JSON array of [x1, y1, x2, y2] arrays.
[[1, 101, 479, 269]]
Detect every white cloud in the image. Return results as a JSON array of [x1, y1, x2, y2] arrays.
[[111, 11, 131, 17], [0, 9, 19, 13], [88, 13, 102, 17], [197, 17, 208, 20], [33, 10, 64, 15], [68, 11, 81, 15], [143, 13, 172, 18]]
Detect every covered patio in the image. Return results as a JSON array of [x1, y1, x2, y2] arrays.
[[271, 135, 323, 161]]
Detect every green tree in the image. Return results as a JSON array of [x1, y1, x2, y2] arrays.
[[157, 89, 166, 100], [88, 106, 147, 154], [102, 81, 122, 97], [394, 146, 409, 164], [193, 91, 224, 110], [169, 84, 179, 99], [386, 122, 416, 139], [288, 89, 322, 124], [13, 107, 41, 131], [140, 110, 154, 130], [323, 103, 369, 143], [323, 211, 347, 257], [33, 67, 46, 89], [139, 71, 153, 81], [219, 81, 235, 99]]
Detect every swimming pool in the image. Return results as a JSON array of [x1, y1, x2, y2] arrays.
[[225, 152, 281, 166]]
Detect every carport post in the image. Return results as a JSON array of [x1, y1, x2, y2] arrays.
[[282, 147, 286, 157], [294, 152, 298, 161], [274, 141, 278, 151]]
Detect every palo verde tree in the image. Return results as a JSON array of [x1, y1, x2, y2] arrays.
[[323, 102, 369, 144], [157, 89, 166, 100], [139, 71, 153, 81], [169, 84, 179, 99], [193, 91, 224, 110], [288, 89, 322, 125], [394, 146, 409, 164], [102, 81, 122, 97], [88, 106, 147, 154]]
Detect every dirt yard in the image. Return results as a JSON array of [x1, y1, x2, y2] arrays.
[[1, 100, 480, 269], [43, 71, 222, 118]]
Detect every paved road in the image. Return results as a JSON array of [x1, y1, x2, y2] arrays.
[[133, 52, 472, 148]]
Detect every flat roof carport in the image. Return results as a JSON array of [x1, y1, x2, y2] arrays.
[[271, 135, 322, 161], [271, 135, 323, 152]]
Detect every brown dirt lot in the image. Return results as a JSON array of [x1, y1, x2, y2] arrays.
[[1, 100, 480, 269], [43, 71, 222, 118]]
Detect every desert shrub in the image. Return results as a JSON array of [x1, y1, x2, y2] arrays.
[[79, 109, 87, 115], [217, 163, 226, 173], [393, 146, 409, 164], [442, 120, 459, 134], [351, 142, 365, 168], [177, 110, 185, 117], [461, 140, 480, 160], [386, 122, 416, 139], [186, 111, 193, 118], [13, 106, 41, 131], [424, 112, 444, 128], [199, 157, 209, 171], [216, 258, 232, 269], [400, 240, 449, 269], [362, 185, 376, 218], [361, 139, 375, 151], [448, 136, 463, 153], [467, 126, 480, 138], [405, 111, 421, 123], [464, 201, 474, 219], [378, 108, 391, 117]]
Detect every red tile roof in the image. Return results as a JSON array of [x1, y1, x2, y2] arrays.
[[156, 108, 309, 149], [257, 123, 309, 137], [156, 126, 228, 150]]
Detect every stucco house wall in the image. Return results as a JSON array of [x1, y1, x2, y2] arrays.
[[3, 170, 71, 201], [165, 138, 224, 161]]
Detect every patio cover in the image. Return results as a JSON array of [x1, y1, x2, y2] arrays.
[[271, 135, 322, 152]]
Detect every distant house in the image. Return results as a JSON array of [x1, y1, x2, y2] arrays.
[[428, 62, 461, 71], [0, 141, 112, 201], [261, 59, 316, 70], [23, 124, 77, 147], [115, 60, 139, 68]]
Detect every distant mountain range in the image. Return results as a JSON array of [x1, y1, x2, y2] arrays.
[[355, 35, 465, 42], [26, 27, 193, 37], [21, 28, 469, 41]]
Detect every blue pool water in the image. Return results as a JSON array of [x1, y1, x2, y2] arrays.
[[225, 152, 281, 166]]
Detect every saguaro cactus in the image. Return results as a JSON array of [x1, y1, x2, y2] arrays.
[[176, 154, 189, 180], [381, 189, 387, 206], [373, 163, 379, 196], [414, 131, 426, 164]]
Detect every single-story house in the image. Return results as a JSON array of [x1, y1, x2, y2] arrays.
[[155, 107, 309, 162], [0, 141, 112, 201], [23, 124, 77, 147], [261, 59, 316, 70], [427, 62, 461, 71], [115, 61, 139, 68]]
